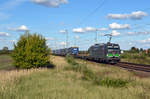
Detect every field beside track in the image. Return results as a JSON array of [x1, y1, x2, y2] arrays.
[[121, 52, 150, 65], [0, 55, 15, 70], [0, 55, 150, 99]]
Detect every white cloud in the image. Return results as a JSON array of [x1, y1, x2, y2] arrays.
[[128, 31, 150, 35], [140, 38, 150, 43], [73, 27, 98, 33], [74, 35, 80, 39], [72, 28, 85, 33], [59, 30, 67, 33], [111, 30, 120, 36], [0, 39, 16, 43], [108, 14, 128, 19], [109, 23, 130, 29], [85, 27, 97, 32], [46, 37, 54, 40], [98, 33, 105, 36], [8, 25, 29, 32], [31, 0, 68, 7], [10, 40, 16, 43], [98, 28, 108, 31], [130, 11, 147, 20], [107, 11, 147, 20], [46, 43, 50, 46], [59, 41, 66, 46], [73, 27, 108, 33], [128, 32, 134, 35], [0, 32, 9, 37], [129, 42, 133, 45]]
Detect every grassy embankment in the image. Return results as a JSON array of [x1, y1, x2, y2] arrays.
[[121, 52, 150, 65], [0, 55, 15, 70], [0, 54, 150, 99]]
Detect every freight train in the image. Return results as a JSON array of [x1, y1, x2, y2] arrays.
[[53, 42, 121, 64], [53, 47, 79, 56]]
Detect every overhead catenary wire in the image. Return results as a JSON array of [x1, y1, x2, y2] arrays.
[[56, 0, 108, 49], [77, 0, 108, 27], [76, 0, 108, 45]]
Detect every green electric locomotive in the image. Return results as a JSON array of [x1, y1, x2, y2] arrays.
[[88, 42, 120, 64]]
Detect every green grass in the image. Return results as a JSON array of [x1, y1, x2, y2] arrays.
[[1, 68, 149, 99], [0, 56, 150, 99], [0, 54, 15, 70], [121, 52, 150, 65], [65, 55, 129, 88]]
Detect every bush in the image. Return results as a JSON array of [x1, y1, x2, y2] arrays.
[[82, 68, 97, 81], [95, 78, 128, 87], [65, 55, 78, 65], [121, 52, 147, 60], [12, 32, 50, 69], [65, 55, 84, 72]]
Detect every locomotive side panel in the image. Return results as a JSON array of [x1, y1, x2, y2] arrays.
[[89, 44, 106, 59]]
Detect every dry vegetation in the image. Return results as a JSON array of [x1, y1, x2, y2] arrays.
[[121, 52, 150, 65], [0, 55, 14, 70], [0, 55, 150, 99]]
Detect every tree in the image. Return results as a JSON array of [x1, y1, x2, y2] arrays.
[[3, 46, 8, 51], [12, 32, 50, 69], [147, 48, 150, 56], [130, 47, 139, 53], [140, 48, 144, 52], [1, 46, 9, 54]]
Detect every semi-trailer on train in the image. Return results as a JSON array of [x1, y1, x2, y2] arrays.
[[52, 47, 79, 56], [53, 42, 121, 64]]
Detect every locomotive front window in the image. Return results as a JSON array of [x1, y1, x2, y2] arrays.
[[114, 46, 119, 48], [107, 46, 113, 48], [107, 46, 120, 53]]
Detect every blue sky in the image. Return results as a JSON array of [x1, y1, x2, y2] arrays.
[[0, 0, 150, 50]]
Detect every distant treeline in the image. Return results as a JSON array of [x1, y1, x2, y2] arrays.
[[0, 46, 13, 55], [0, 50, 13, 55], [125, 47, 148, 54]]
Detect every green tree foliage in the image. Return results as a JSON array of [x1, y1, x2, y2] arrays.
[[130, 47, 139, 53], [147, 48, 150, 56], [12, 32, 50, 69], [140, 48, 144, 52], [3, 47, 8, 51], [0, 46, 9, 54]]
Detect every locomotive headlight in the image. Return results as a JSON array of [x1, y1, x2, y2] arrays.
[[107, 53, 113, 57]]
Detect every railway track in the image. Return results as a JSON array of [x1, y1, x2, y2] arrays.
[[54, 54, 150, 73], [115, 62, 150, 72], [76, 56, 150, 72]]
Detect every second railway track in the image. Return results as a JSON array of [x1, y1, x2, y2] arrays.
[[114, 62, 150, 72], [76, 56, 150, 73]]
